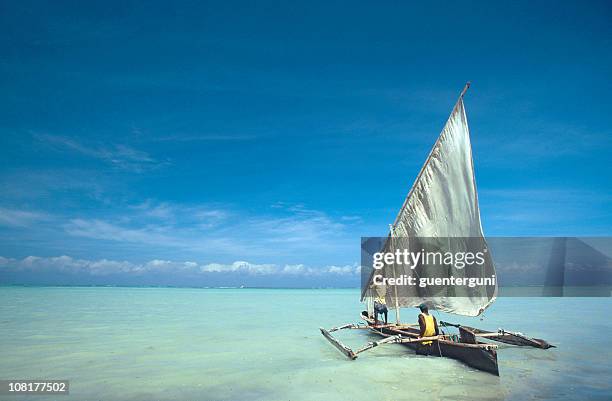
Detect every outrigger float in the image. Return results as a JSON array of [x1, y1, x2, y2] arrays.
[[320, 84, 555, 375]]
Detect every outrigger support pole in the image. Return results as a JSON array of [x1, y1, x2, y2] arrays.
[[354, 334, 403, 355], [327, 323, 358, 333], [320, 325, 451, 360]]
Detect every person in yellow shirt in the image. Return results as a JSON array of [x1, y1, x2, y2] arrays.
[[373, 293, 388, 325], [417, 303, 439, 355]]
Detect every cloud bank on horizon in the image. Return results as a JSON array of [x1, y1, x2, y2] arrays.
[[1, 2, 611, 286], [0, 255, 360, 288]]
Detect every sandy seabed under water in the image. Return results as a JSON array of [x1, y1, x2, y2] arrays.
[[0, 287, 610, 401]]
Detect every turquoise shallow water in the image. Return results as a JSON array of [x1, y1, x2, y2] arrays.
[[0, 287, 610, 401]]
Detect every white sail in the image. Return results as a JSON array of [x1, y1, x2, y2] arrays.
[[395, 97, 482, 238], [363, 92, 497, 316]]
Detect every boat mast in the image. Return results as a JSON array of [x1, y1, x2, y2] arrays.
[[389, 224, 401, 324], [460, 81, 471, 98]]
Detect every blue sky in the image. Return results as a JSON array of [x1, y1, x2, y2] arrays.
[[1, 1, 611, 286]]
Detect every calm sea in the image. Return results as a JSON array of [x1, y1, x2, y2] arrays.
[[0, 287, 610, 401]]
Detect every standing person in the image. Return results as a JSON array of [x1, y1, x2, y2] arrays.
[[373, 289, 388, 326]]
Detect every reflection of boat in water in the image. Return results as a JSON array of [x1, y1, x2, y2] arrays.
[[320, 83, 554, 375]]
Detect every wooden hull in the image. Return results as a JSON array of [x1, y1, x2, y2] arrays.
[[362, 316, 499, 376]]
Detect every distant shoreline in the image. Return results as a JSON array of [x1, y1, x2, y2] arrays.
[[0, 284, 361, 290]]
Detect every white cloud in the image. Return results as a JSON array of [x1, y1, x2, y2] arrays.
[[131, 200, 175, 219], [0, 208, 48, 227], [0, 197, 359, 268], [58, 200, 355, 263], [282, 264, 307, 274], [326, 265, 360, 275], [279, 263, 360, 276], [200, 261, 277, 274], [128, 200, 229, 228], [0, 255, 360, 277], [36, 134, 167, 172], [65, 219, 176, 245], [241, 205, 346, 246]]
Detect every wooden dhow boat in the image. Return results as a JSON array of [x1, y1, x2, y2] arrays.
[[321, 314, 553, 376], [320, 83, 554, 375]]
